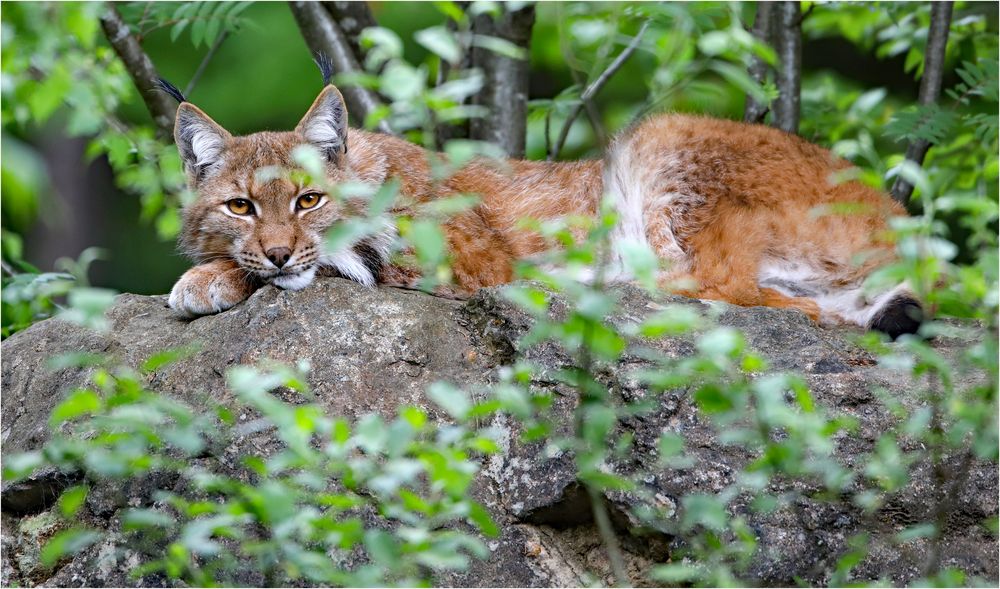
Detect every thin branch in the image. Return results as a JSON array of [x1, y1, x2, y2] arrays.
[[544, 107, 552, 158], [575, 237, 629, 588], [184, 30, 230, 98], [288, 1, 393, 135], [744, 2, 775, 124], [891, 1, 954, 206], [549, 20, 650, 161], [1, 259, 15, 277], [99, 5, 176, 140], [795, 3, 816, 26], [923, 447, 975, 578], [772, 1, 802, 134], [568, 60, 610, 148], [589, 485, 630, 586]]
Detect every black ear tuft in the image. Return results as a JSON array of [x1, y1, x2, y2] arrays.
[[156, 78, 187, 103], [871, 295, 924, 340], [313, 52, 334, 86]]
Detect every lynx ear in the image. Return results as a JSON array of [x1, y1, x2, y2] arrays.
[[295, 85, 348, 163], [174, 103, 231, 181]]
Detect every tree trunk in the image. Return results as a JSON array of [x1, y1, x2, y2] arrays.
[[99, 6, 176, 140], [469, 5, 536, 158], [890, 1, 954, 206], [744, 2, 776, 124], [321, 1, 377, 59], [772, 1, 802, 134], [288, 1, 392, 134]]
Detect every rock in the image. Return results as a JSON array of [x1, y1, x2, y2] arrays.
[[11, 510, 66, 585], [1, 278, 997, 586]]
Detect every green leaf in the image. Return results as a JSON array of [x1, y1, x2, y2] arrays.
[[46, 352, 108, 371], [2, 451, 44, 481], [49, 389, 102, 426], [694, 383, 735, 414], [59, 287, 117, 331], [639, 305, 702, 337], [379, 62, 426, 103], [324, 219, 370, 254], [468, 502, 499, 537], [415, 26, 462, 65], [710, 61, 770, 104], [896, 523, 935, 543], [658, 432, 684, 460], [141, 345, 201, 373], [651, 564, 702, 583], [363, 529, 399, 565], [502, 285, 549, 316], [58, 485, 89, 518], [41, 528, 101, 567], [433, 1, 468, 24], [471, 33, 528, 60], [427, 382, 471, 420], [28, 65, 73, 123], [698, 31, 731, 56], [681, 494, 728, 531]]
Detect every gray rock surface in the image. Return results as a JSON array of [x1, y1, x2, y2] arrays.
[[1, 278, 997, 586]]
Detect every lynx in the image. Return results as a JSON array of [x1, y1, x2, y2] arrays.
[[164, 75, 922, 338]]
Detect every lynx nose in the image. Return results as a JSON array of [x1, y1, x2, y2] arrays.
[[265, 247, 292, 268]]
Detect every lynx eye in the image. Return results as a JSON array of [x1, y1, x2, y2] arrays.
[[226, 198, 254, 216], [296, 192, 323, 211]]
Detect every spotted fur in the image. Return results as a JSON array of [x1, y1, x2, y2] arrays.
[[168, 83, 918, 338]]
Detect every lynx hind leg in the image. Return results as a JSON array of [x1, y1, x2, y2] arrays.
[[758, 257, 923, 337], [168, 260, 259, 317], [811, 282, 923, 339]]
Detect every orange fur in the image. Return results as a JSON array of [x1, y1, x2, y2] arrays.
[[169, 84, 915, 334]]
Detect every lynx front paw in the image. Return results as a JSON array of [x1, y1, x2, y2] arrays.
[[168, 263, 257, 317]]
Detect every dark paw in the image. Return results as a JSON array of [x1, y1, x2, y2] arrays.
[[870, 295, 923, 340]]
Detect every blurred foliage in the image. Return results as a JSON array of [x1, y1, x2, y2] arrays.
[[4, 353, 503, 587], [1, 1, 996, 293], [1, 1, 998, 587]]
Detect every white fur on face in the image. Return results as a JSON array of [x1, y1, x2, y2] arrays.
[[317, 219, 396, 288], [319, 249, 375, 287], [272, 266, 318, 291]]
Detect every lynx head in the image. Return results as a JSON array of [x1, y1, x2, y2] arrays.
[[170, 81, 390, 291]]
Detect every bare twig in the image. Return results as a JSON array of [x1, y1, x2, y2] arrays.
[[99, 5, 176, 139], [1, 259, 15, 277], [923, 446, 975, 578], [772, 1, 802, 134], [469, 4, 536, 158], [744, 2, 776, 124], [571, 238, 629, 588], [567, 62, 610, 149], [795, 3, 816, 26], [288, 1, 393, 135], [544, 107, 552, 158], [184, 30, 230, 98], [891, 1, 954, 206], [549, 20, 650, 161], [589, 485, 630, 586]]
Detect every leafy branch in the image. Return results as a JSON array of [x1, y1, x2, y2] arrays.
[[548, 20, 650, 161]]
